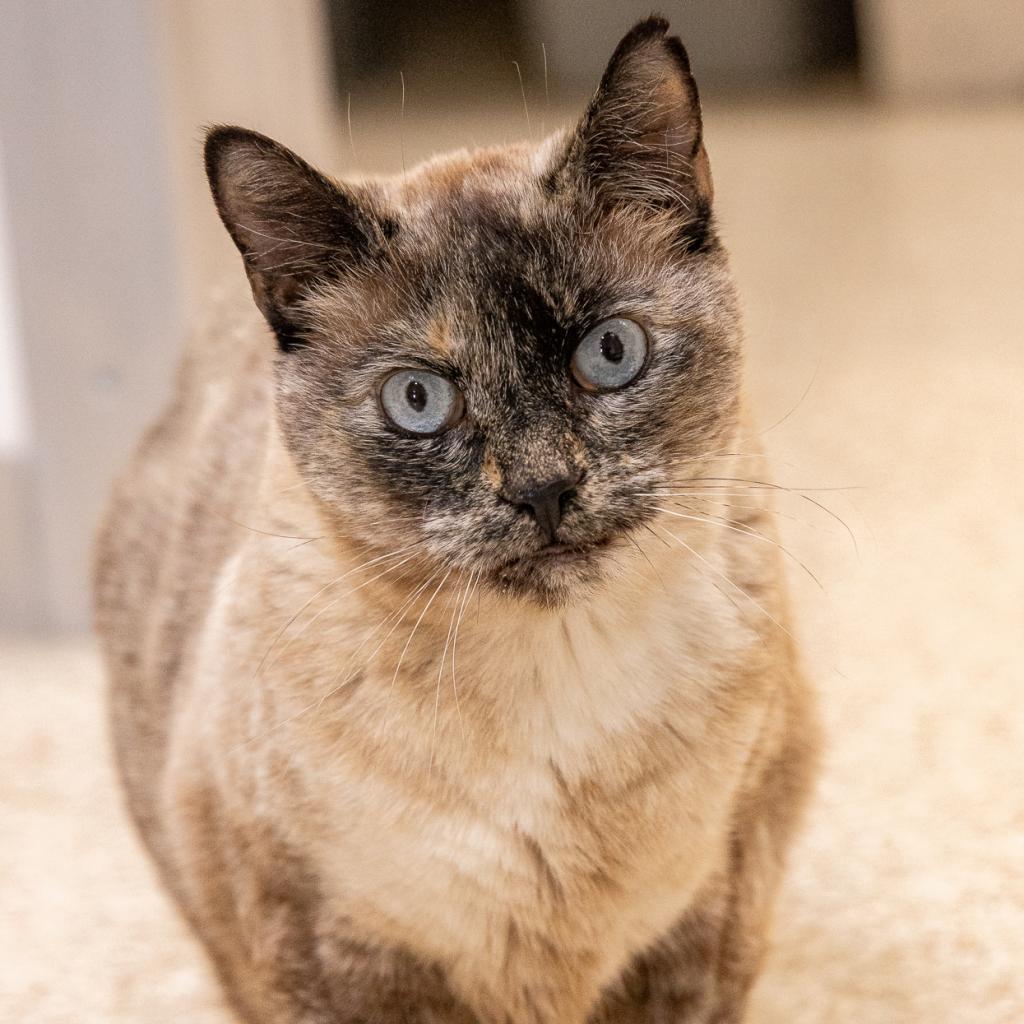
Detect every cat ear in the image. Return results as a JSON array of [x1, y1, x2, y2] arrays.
[[550, 17, 713, 247], [205, 126, 388, 350]]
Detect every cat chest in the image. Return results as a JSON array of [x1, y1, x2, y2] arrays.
[[313, 724, 734, 1015], [304, 608, 750, 1012]]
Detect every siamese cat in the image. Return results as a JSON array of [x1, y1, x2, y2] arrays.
[[95, 17, 818, 1024]]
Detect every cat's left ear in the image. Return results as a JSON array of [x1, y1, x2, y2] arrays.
[[205, 126, 390, 350], [548, 17, 713, 247]]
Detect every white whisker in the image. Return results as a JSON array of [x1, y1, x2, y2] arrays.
[[654, 524, 794, 641], [651, 506, 825, 591], [513, 60, 531, 137], [430, 571, 469, 774], [383, 565, 453, 732], [260, 549, 426, 680], [450, 568, 477, 741], [254, 543, 420, 678]]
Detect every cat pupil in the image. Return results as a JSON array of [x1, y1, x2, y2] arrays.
[[406, 380, 427, 412], [600, 331, 624, 363]]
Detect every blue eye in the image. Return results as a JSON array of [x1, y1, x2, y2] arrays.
[[380, 369, 464, 436], [571, 317, 648, 391]]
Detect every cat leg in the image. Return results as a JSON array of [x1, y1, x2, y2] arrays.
[[167, 784, 479, 1024], [586, 877, 740, 1024], [211, 917, 480, 1024], [588, 715, 818, 1024], [189, 860, 480, 1024]]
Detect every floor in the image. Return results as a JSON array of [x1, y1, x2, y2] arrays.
[[2, 96, 1022, 1022]]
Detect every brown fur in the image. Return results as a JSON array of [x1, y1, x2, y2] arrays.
[[95, 18, 818, 1024]]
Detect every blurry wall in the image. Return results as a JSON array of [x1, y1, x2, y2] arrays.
[[0, 142, 29, 460], [0, 136, 38, 632], [0, 0, 338, 633], [0, 1, 181, 633], [861, 0, 1024, 98]]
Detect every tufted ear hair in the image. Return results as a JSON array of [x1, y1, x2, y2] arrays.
[[547, 17, 714, 251], [204, 126, 393, 350]]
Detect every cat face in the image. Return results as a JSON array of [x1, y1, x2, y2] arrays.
[[206, 18, 742, 605]]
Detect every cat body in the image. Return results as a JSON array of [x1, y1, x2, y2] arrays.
[[95, 19, 818, 1024]]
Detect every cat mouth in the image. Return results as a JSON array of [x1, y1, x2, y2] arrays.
[[489, 534, 615, 602], [535, 537, 612, 563], [496, 535, 613, 573]]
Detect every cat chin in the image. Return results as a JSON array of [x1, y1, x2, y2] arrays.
[[488, 540, 613, 608]]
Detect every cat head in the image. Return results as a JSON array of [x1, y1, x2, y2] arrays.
[[205, 17, 742, 606]]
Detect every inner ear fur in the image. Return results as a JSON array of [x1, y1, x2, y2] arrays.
[[547, 17, 714, 244], [204, 125, 392, 350]]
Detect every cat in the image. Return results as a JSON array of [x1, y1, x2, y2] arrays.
[[94, 17, 818, 1024]]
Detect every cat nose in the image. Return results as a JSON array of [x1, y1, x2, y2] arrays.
[[503, 470, 583, 543]]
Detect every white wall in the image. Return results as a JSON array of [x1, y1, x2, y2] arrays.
[[0, 132, 41, 633], [0, 0, 336, 633], [0, 1, 183, 632], [0, 136, 30, 459]]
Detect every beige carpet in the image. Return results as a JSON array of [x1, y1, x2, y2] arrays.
[[2, 98, 1022, 1022]]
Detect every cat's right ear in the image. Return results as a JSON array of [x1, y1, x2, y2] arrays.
[[204, 126, 388, 350]]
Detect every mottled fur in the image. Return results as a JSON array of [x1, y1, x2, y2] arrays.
[[95, 18, 818, 1024]]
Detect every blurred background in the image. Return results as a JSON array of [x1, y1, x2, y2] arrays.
[[1, 2, 1022, 1022], [1, 0, 1021, 633]]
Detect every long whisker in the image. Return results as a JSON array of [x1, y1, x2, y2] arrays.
[[758, 343, 826, 439], [430, 572, 468, 774], [661, 496, 832, 535], [654, 525, 794, 641], [640, 520, 764, 643], [259, 549, 425, 680], [229, 559, 430, 753], [512, 60, 531, 136], [541, 42, 549, 138], [641, 522, 672, 549], [626, 532, 667, 593], [399, 71, 407, 175], [383, 565, 453, 732], [641, 519, 774, 647], [254, 543, 420, 678], [296, 566, 446, 749], [284, 535, 322, 554], [270, 479, 312, 497], [669, 450, 803, 470], [309, 559, 437, 715], [450, 568, 477, 741], [651, 506, 825, 592], [346, 92, 358, 166], [642, 480, 859, 555], [670, 476, 862, 493], [209, 508, 321, 542], [651, 523, 770, 651]]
